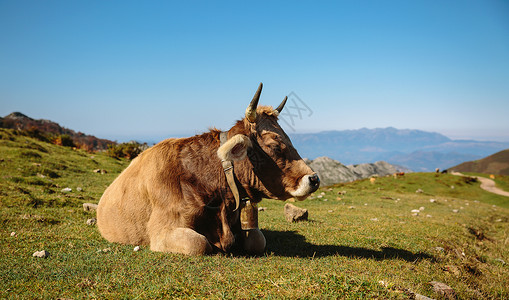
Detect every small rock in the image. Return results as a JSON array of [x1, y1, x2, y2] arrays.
[[86, 218, 97, 226], [76, 187, 83, 192], [93, 169, 107, 174], [320, 192, 325, 195], [494, 258, 506, 265], [323, 199, 328, 202], [414, 293, 435, 300], [419, 207, 425, 211], [435, 247, 445, 253], [452, 209, 459, 213], [83, 203, 98, 212], [429, 281, 456, 299], [97, 247, 111, 253], [450, 185, 455, 189], [416, 188, 423, 193], [430, 199, 436, 203], [133, 246, 141, 252], [411, 209, 420, 214], [348, 206, 355, 209], [317, 195, 323, 199], [33, 250, 50, 258], [426, 214, 432, 218], [328, 210, 333, 213], [257, 207, 266, 212], [370, 218, 378, 222], [10, 232, 16, 237], [284, 203, 308, 222], [336, 197, 342, 201], [61, 187, 72, 193]]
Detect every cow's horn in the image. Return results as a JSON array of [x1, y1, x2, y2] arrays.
[[245, 83, 263, 123], [275, 96, 288, 114]]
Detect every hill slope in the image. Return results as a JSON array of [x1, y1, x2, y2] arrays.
[[450, 149, 509, 175], [0, 112, 115, 151], [1, 128, 508, 298]]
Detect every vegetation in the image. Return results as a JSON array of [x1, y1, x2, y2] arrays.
[[107, 141, 148, 160], [1, 128, 508, 299]]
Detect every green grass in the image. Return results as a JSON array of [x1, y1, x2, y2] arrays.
[[1, 128, 508, 299]]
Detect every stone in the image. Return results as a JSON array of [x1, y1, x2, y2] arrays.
[[83, 203, 98, 212], [86, 218, 97, 226], [257, 207, 266, 212], [93, 169, 107, 174], [10, 232, 16, 237], [61, 187, 72, 193], [494, 258, 506, 265], [452, 209, 459, 213], [133, 246, 141, 252], [416, 188, 424, 193], [411, 209, 420, 214], [76, 187, 83, 192], [430, 199, 436, 203], [429, 281, 456, 299], [32, 250, 50, 258], [284, 203, 308, 222]]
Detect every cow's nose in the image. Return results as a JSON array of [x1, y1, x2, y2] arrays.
[[309, 173, 320, 189]]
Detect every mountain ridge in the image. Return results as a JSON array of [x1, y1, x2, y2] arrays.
[[0, 112, 115, 151]]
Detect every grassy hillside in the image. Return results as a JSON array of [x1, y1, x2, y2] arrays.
[[451, 149, 509, 175], [1, 128, 508, 299]]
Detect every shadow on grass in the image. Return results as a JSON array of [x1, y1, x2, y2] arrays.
[[262, 230, 435, 262]]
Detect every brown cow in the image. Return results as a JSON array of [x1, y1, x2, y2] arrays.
[[97, 83, 320, 255]]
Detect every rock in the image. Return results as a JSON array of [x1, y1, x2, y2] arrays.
[[434, 247, 445, 253], [32, 250, 50, 258], [10, 232, 16, 237], [86, 218, 97, 226], [83, 203, 98, 212], [76, 187, 83, 192], [61, 187, 72, 193], [93, 169, 107, 174], [411, 209, 420, 213], [133, 246, 141, 252], [414, 294, 435, 300], [494, 258, 506, 265], [257, 207, 266, 212], [419, 207, 425, 211], [429, 281, 456, 299], [284, 203, 308, 222], [430, 199, 436, 203], [452, 209, 459, 213], [416, 188, 424, 193]]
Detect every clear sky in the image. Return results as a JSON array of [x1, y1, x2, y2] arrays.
[[1, 0, 508, 142]]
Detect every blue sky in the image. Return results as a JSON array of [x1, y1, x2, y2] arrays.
[[1, 0, 508, 142]]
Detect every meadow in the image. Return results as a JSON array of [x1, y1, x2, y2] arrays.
[[1, 128, 508, 299]]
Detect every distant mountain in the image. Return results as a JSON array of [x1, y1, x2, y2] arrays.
[[0, 112, 115, 151], [306, 156, 411, 186], [450, 149, 509, 175], [290, 128, 509, 172]]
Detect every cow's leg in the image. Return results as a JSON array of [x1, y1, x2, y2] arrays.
[[150, 227, 213, 255]]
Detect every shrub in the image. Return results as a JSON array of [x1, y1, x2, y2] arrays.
[[107, 142, 148, 160]]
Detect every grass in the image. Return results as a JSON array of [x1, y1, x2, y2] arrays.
[[1, 128, 508, 299]]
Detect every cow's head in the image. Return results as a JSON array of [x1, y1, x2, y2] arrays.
[[218, 83, 320, 201]]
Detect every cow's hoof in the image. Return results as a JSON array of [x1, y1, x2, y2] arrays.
[[242, 228, 266, 255]]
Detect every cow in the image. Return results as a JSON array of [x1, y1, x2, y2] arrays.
[[97, 83, 320, 255]]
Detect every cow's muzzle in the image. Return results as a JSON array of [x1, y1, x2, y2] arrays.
[[290, 173, 320, 200]]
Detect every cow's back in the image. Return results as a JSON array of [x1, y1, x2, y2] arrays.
[[97, 139, 176, 245]]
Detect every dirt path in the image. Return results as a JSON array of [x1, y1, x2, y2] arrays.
[[451, 172, 509, 197]]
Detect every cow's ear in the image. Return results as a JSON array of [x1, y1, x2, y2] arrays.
[[217, 134, 251, 162]]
